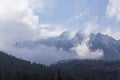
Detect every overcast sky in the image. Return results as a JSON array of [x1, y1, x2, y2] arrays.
[[0, 0, 120, 64]]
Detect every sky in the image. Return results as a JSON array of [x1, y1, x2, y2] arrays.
[[0, 0, 120, 64], [33, 0, 120, 38], [32, 0, 120, 30], [0, 0, 120, 42]]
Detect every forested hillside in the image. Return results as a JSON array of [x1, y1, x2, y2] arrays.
[[0, 51, 120, 80], [50, 60, 120, 80], [0, 51, 49, 80]]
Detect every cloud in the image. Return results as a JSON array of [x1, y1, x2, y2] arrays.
[[106, 0, 120, 21], [74, 44, 103, 59], [103, 27, 120, 40], [5, 45, 77, 65], [0, 0, 64, 47], [65, 11, 88, 24], [0, 0, 39, 46], [72, 22, 103, 59], [29, 0, 57, 14], [38, 24, 66, 39], [83, 22, 97, 36]]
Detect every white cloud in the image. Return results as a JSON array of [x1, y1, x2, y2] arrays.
[[0, 0, 36, 49], [38, 25, 66, 39], [72, 22, 103, 59], [103, 27, 120, 40], [83, 22, 97, 36], [30, 0, 57, 14], [65, 11, 88, 24], [75, 44, 103, 59], [0, 0, 64, 47], [106, 0, 120, 21]]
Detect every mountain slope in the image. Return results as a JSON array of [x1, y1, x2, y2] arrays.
[[0, 50, 51, 80], [1, 51, 120, 80], [0, 50, 48, 73], [89, 33, 120, 60], [50, 59, 120, 80], [0, 51, 46, 72]]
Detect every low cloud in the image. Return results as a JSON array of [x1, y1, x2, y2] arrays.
[[4, 45, 77, 65], [103, 27, 120, 40], [72, 22, 103, 59], [74, 44, 103, 59]]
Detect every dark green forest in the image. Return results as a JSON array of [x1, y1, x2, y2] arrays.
[[0, 51, 74, 80], [0, 50, 120, 80]]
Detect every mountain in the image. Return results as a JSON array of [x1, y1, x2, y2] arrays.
[[15, 31, 84, 50], [89, 33, 120, 60], [118, 40, 120, 44], [15, 31, 120, 60]]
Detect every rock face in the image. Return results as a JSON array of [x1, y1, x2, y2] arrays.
[[89, 33, 120, 60], [15, 31, 120, 60]]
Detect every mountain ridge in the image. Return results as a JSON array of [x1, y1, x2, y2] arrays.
[[15, 31, 120, 60]]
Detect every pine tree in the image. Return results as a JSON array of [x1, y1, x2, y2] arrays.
[[67, 75, 73, 80], [54, 69, 62, 80]]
